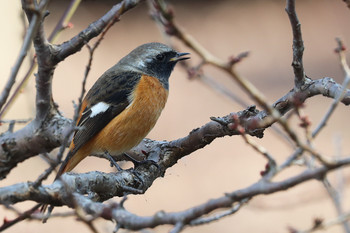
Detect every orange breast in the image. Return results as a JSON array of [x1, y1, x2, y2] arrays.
[[83, 75, 168, 156]]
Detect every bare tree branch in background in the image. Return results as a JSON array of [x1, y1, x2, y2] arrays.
[[1, 0, 350, 232], [0, 0, 81, 119]]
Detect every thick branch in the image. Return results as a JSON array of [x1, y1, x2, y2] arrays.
[[20, 0, 53, 121], [85, 157, 350, 231], [0, 168, 152, 206], [2, 156, 348, 230], [0, 114, 72, 179]]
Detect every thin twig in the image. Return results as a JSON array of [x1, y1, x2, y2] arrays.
[[76, 5, 122, 112], [312, 38, 350, 138], [0, 1, 44, 113], [190, 198, 250, 226], [33, 126, 77, 187], [278, 40, 350, 172], [0, 119, 31, 124], [75, 206, 100, 233], [48, 0, 82, 42], [322, 178, 350, 233], [0, 203, 42, 232], [295, 212, 350, 233], [298, 82, 350, 233], [280, 39, 350, 171], [0, 60, 36, 119], [228, 114, 277, 175], [0, 0, 81, 119], [150, 0, 283, 121]]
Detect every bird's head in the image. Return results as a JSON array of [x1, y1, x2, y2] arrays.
[[118, 42, 190, 89]]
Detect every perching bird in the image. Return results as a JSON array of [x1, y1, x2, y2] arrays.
[[41, 42, 189, 214]]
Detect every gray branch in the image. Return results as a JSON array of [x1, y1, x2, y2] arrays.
[[285, 0, 306, 88], [1, 156, 348, 231]]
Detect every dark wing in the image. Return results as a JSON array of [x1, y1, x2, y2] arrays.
[[69, 71, 141, 155]]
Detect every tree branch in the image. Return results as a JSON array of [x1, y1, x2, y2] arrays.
[[0, 1, 44, 112], [53, 0, 143, 64], [285, 0, 306, 88], [1, 156, 346, 231], [0, 114, 71, 179]]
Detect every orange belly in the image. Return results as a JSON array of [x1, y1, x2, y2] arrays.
[[78, 74, 168, 157]]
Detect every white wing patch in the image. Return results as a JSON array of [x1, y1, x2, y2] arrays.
[[90, 102, 110, 117], [126, 89, 136, 109]]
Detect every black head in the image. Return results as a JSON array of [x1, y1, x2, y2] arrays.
[[117, 42, 190, 89]]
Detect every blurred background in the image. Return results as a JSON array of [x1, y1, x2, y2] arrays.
[[1, 0, 350, 232]]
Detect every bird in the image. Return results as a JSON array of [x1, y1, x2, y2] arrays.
[[41, 42, 189, 214]]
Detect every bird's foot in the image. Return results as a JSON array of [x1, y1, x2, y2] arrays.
[[105, 151, 159, 189], [105, 151, 144, 188], [122, 152, 159, 170], [122, 152, 160, 189]]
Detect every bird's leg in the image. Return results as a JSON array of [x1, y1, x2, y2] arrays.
[[104, 151, 123, 171], [105, 151, 146, 188]]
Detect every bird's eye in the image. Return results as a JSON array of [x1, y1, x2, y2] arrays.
[[156, 53, 166, 62]]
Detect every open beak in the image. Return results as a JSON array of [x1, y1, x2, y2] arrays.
[[169, 52, 190, 62]]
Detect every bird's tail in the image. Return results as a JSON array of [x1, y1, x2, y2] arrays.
[[40, 148, 81, 220], [54, 150, 76, 180]]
